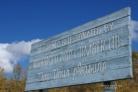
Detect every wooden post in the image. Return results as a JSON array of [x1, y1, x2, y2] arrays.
[[40, 89, 48, 92], [104, 81, 115, 92]]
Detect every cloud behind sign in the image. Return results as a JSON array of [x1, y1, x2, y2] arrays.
[[0, 39, 41, 72]]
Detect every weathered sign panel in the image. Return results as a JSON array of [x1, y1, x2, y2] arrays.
[[25, 7, 133, 91]]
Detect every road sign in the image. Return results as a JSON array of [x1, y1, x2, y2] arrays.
[[25, 7, 133, 91]]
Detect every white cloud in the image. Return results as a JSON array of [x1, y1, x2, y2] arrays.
[[131, 20, 138, 41], [0, 39, 41, 72]]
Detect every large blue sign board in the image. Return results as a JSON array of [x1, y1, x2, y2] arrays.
[[25, 7, 133, 91]]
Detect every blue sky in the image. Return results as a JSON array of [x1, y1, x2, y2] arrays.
[[0, 0, 138, 73], [0, 0, 138, 42]]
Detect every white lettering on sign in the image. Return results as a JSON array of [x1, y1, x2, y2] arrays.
[[31, 22, 113, 56], [28, 62, 107, 83], [29, 34, 120, 70]]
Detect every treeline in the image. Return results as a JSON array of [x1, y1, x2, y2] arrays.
[[0, 64, 26, 92]]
